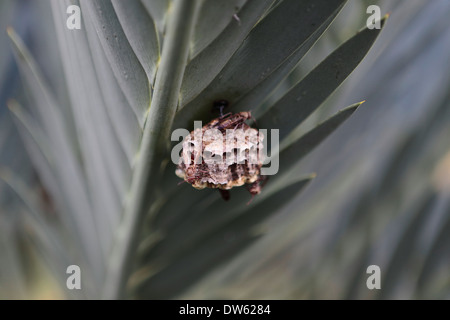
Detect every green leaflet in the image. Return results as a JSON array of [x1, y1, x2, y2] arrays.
[[276, 102, 364, 177], [134, 176, 314, 299], [8, 27, 103, 280], [180, 0, 274, 107], [191, 0, 248, 58], [111, 0, 160, 85], [175, 0, 347, 130], [257, 17, 387, 141], [231, 3, 345, 114], [140, 0, 170, 35], [82, 0, 151, 125], [52, 0, 127, 260]]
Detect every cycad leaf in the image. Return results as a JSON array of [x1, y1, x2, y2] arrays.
[[83, 8, 142, 165], [0, 224, 27, 299], [140, 0, 169, 35], [380, 192, 435, 299], [231, 4, 345, 114], [8, 101, 64, 218], [159, 173, 316, 251], [176, 0, 347, 129], [191, 0, 247, 58], [111, 0, 160, 85], [0, 168, 70, 269], [82, 0, 150, 124], [417, 202, 450, 298], [150, 185, 216, 234], [258, 16, 387, 141], [51, 0, 127, 256], [163, 1, 345, 195], [277, 101, 363, 177], [102, 0, 200, 299], [7, 27, 102, 277], [134, 176, 313, 299], [180, 0, 274, 106], [4, 0, 392, 300]]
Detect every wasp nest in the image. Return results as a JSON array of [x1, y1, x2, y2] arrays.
[[176, 111, 265, 196]]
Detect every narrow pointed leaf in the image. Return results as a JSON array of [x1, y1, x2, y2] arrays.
[[277, 102, 363, 177], [83, 10, 142, 165], [191, 0, 247, 58], [135, 176, 313, 298], [258, 17, 387, 141], [180, 0, 274, 106], [176, 0, 346, 128], [140, 0, 169, 35], [140, 175, 314, 269], [52, 0, 127, 256], [112, 0, 160, 85], [231, 6, 344, 114], [8, 101, 71, 227], [82, 0, 150, 124], [7, 27, 102, 278], [0, 168, 69, 266]]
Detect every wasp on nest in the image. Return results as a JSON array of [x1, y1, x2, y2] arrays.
[[176, 101, 267, 201]]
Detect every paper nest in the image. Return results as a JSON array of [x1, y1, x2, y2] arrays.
[[176, 118, 265, 191]]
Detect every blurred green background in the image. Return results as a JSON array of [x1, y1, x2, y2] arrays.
[[1, 0, 449, 299]]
